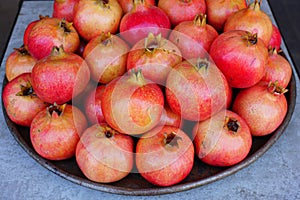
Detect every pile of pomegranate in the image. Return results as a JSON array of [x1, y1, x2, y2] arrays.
[[2, 0, 292, 187]]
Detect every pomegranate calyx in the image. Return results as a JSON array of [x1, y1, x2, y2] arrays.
[[224, 116, 240, 133], [180, 0, 192, 3], [194, 58, 209, 72], [163, 131, 182, 148], [50, 45, 66, 57], [47, 103, 66, 117], [14, 45, 30, 56], [193, 14, 207, 27], [59, 19, 72, 33], [100, 32, 112, 46], [249, 0, 262, 11], [267, 81, 288, 95], [242, 32, 258, 46], [16, 81, 36, 97], [144, 33, 162, 53], [128, 68, 147, 86], [96, 124, 117, 138]]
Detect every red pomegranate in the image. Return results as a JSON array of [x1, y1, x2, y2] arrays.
[[136, 125, 194, 186], [193, 109, 252, 166], [158, 0, 206, 27], [269, 24, 282, 50], [27, 17, 80, 60], [31, 46, 90, 104], [117, 0, 155, 13], [119, 0, 171, 45], [73, 0, 123, 41], [83, 32, 129, 84], [261, 48, 292, 88], [166, 58, 231, 121], [5, 46, 37, 81], [169, 14, 218, 60], [206, 0, 247, 31], [127, 33, 182, 84], [232, 82, 288, 136], [52, 0, 79, 22], [210, 30, 268, 88], [101, 70, 164, 135], [223, 0, 273, 46], [30, 103, 87, 160]]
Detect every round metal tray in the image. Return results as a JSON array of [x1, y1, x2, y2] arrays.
[[2, 71, 296, 196]]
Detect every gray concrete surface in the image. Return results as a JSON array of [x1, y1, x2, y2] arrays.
[[0, 1, 299, 199]]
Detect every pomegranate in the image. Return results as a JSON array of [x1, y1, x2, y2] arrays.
[[169, 14, 218, 60], [27, 17, 80, 60], [23, 15, 49, 47], [269, 24, 282, 50], [136, 125, 194, 186], [127, 33, 182, 85], [30, 103, 88, 160], [84, 85, 106, 125], [101, 70, 164, 135], [31, 46, 90, 104], [52, 0, 79, 22], [158, 0, 206, 27], [232, 82, 288, 136], [166, 58, 231, 121], [223, 0, 273, 46], [193, 109, 252, 166], [76, 123, 134, 183], [261, 48, 292, 88], [119, 0, 171, 45], [209, 30, 268, 88], [206, 0, 247, 31], [2, 73, 48, 127], [83, 32, 129, 84], [117, 0, 155, 13], [73, 0, 123, 41], [5, 46, 37, 81]]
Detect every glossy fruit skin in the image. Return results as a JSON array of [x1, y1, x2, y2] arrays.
[[27, 17, 80, 60], [158, 0, 206, 27], [209, 30, 268, 88], [101, 71, 164, 135], [206, 0, 247, 31], [31, 46, 90, 104], [169, 14, 218, 60], [2, 73, 48, 127], [30, 104, 88, 160], [232, 83, 288, 136], [269, 24, 282, 51], [136, 125, 194, 186], [127, 33, 182, 85], [119, 1, 171, 45], [73, 0, 123, 41], [83, 33, 129, 84], [76, 123, 134, 183], [117, 0, 155, 13], [193, 109, 252, 166], [52, 0, 79, 22], [5, 46, 37, 81], [261, 49, 292, 88], [223, 0, 273, 46], [166, 58, 231, 121], [84, 85, 106, 125]]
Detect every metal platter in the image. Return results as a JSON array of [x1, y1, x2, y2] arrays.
[[1, 69, 296, 196]]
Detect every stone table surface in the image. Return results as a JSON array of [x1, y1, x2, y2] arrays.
[[0, 1, 299, 200]]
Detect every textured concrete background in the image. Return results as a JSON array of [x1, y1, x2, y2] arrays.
[[0, 1, 299, 200]]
